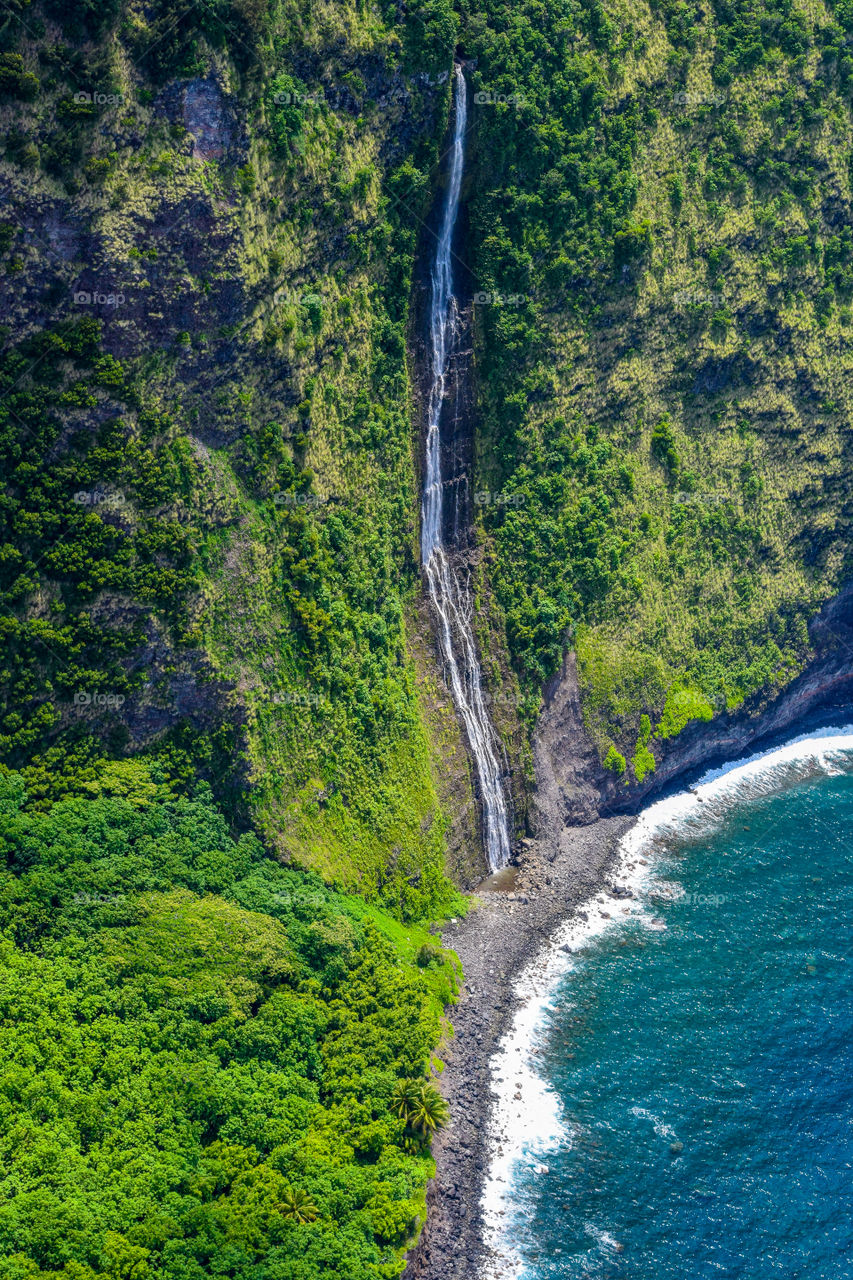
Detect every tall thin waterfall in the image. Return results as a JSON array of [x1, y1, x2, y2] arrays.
[[421, 65, 511, 873]]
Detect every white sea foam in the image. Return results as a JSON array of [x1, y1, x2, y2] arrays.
[[479, 723, 853, 1280], [630, 1105, 677, 1141], [584, 1223, 623, 1252]]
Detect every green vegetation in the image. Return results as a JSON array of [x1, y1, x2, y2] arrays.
[[0, 5, 467, 1272], [657, 685, 714, 740], [390, 1079, 451, 1138], [0, 0, 475, 900], [0, 765, 458, 1279], [4, 0, 853, 1269], [464, 0, 853, 773], [632, 742, 656, 782]]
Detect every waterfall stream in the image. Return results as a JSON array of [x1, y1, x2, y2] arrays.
[[421, 64, 511, 873]]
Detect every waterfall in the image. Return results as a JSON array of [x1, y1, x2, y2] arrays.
[[421, 64, 511, 874]]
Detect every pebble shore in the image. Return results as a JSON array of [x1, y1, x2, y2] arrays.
[[405, 813, 635, 1280]]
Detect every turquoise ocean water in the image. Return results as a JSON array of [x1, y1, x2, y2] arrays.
[[494, 739, 853, 1280]]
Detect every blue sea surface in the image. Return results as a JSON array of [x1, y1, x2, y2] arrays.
[[508, 763, 853, 1279]]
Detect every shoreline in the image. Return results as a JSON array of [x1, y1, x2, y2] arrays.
[[406, 721, 853, 1280], [405, 810, 636, 1280]]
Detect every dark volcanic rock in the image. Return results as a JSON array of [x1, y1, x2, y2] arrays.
[[535, 579, 853, 827], [157, 75, 246, 162], [403, 814, 632, 1280], [407, 578, 853, 1280]]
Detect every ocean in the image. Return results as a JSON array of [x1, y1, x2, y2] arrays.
[[482, 730, 853, 1279]]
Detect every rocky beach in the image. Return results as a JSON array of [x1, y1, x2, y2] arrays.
[[406, 676, 853, 1280], [405, 810, 635, 1280]]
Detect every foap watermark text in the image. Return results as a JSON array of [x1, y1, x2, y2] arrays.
[[74, 691, 126, 711]]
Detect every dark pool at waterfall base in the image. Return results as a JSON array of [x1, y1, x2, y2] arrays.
[[499, 745, 853, 1279]]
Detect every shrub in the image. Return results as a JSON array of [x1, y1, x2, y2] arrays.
[[632, 742, 656, 781], [416, 940, 443, 967], [651, 416, 681, 473], [603, 744, 627, 774], [614, 219, 652, 266], [656, 686, 713, 739], [0, 53, 38, 99]]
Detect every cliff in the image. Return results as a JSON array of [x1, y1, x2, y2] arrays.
[[0, 0, 493, 909], [463, 0, 853, 791], [536, 579, 853, 828]]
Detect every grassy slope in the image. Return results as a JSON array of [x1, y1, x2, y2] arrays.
[[0, 0, 483, 907], [0, 9, 473, 1264], [464, 0, 853, 779]]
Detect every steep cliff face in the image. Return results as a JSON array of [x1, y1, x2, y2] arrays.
[[535, 582, 853, 829], [7, 5, 853, 1280], [459, 0, 853, 793], [6, 0, 853, 897], [0, 0, 495, 908], [409, 132, 531, 856]]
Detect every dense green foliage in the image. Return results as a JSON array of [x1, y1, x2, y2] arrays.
[[5, 0, 853, 1263], [0, 766, 458, 1280], [0, 0, 480, 896], [0, 320, 198, 754], [0, 13, 473, 1265], [463, 0, 853, 773]]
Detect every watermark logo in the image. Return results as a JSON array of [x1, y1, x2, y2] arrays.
[[383, 85, 414, 104], [273, 89, 324, 107], [474, 90, 526, 107], [474, 490, 526, 507], [668, 89, 726, 109], [274, 492, 326, 509], [73, 289, 125, 308], [72, 487, 127, 508], [673, 288, 725, 309], [268, 890, 328, 908], [271, 691, 323, 707], [74, 90, 123, 106], [481, 690, 525, 708], [73, 691, 126, 710], [673, 491, 731, 508], [273, 288, 326, 307], [473, 291, 527, 307], [650, 881, 729, 906], [416, 71, 450, 87]]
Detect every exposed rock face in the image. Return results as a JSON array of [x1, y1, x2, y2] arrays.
[[182, 78, 239, 161], [534, 580, 853, 830], [155, 76, 245, 163], [407, 579, 853, 1280], [533, 651, 605, 826], [410, 127, 478, 559], [409, 92, 528, 854]]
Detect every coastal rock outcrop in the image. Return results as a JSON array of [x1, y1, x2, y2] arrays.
[[535, 580, 853, 830]]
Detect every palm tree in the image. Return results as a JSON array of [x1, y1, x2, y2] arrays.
[[279, 1187, 319, 1224], [390, 1078, 421, 1123], [391, 1079, 450, 1136], [409, 1083, 450, 1136]]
